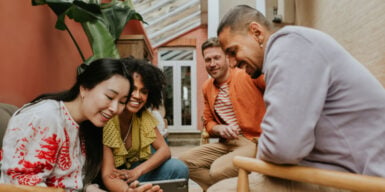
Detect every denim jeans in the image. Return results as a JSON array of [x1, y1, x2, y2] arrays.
[[130, 158, 189, 182]]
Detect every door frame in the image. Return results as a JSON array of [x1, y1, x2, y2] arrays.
[[158, 47, 198, 133]]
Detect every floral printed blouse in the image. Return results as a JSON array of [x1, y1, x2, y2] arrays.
[[0, 100, 85, 192]]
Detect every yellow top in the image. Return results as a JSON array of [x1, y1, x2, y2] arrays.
[[103, 110, 158, 168]]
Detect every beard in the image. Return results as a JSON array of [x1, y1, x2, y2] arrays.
[[251, 69, 262, 79]]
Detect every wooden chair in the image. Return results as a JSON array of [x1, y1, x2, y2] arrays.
[[200, 116, 210, 145], [0, 184, 65, 192], [233, 156, 385, 192]]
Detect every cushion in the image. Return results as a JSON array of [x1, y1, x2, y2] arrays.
[[0, 103, 18, 148]]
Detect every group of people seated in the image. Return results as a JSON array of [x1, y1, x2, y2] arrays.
[[0, 57, 188, 192], [1, 4, 385, 192]]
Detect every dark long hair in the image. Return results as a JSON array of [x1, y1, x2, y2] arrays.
[[31, 58, 133, 186], [122, 57, 166, 116]]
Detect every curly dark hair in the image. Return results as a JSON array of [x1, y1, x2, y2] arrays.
[[122, 57, 166, 116]]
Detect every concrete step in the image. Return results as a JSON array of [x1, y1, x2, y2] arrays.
[[167, 132, 201, 146]]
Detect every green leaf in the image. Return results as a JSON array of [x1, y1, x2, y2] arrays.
[[32, 0, 74, 12], [69, 0, 101, 22], [32, 0, 146, 64], [32, 0, 47, 6], [100, 0, 145, 40], [55, 13, 67, 30], [82, 20, 120, 64], [67, 5, 100, 23], [33, 0, 100, 23], [32, 0, 74, 5]]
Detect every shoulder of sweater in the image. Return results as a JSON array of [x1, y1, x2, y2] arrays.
[[202, 77, 215, 90], [271, 25, 326, 44], [16, 100, 62, 121], [231, 68, 254, 81]]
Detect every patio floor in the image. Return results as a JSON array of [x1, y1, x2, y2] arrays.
[[170, 145, 203, 192]]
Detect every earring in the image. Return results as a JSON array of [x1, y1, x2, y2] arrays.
[[258, 36, 264, 48]]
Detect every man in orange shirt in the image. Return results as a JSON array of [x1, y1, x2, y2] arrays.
[[178, 37, 265, 190]]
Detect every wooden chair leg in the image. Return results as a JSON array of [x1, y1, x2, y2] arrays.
[[237, 168, 249, 192]]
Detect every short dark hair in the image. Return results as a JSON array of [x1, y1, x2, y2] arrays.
[[201, 37, 220, 56], [122, 57, 166, 116], [217, 5, 273, 35]]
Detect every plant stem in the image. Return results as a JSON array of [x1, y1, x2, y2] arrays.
[[65, 25, 86, 62]]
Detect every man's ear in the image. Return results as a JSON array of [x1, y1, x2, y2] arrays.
[[225, 55, 236, 68], [248, 22, 263, 41], [248, 22, 265, 46]]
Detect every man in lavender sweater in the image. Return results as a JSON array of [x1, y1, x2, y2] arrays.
[[209, 4, 385, 192]]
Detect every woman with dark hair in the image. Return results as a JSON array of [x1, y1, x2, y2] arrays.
[[0, 58, 160, 192], [101, 58, 189, 191]]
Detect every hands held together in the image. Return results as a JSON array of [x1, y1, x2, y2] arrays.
[[215, 125, 241, 139], [111, 168, 141, 183], [108, 169, 163, 192]]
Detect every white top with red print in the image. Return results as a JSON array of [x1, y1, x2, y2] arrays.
[[0, 100, 85, 191]]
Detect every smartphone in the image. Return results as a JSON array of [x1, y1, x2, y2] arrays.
[[139, 178, 188, 192]]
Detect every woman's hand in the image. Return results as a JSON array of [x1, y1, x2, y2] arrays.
[[112, 168, 141, 183], [108, 168, 126, 179], [127, 181, 163, 192]]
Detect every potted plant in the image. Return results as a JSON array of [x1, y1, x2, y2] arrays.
[[32, 0, 145, 71]]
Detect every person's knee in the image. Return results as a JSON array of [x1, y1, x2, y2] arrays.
[[174, 159, 189, 177], [177, 152, 189, 163], [177, 152, 198, 169], [177, 145, 206, 163], [209, 168, 236, 180], [165, 159, 189, 179], [209, 160, 238, 180]]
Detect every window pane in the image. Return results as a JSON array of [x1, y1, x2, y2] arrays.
[[181, 66, 191, 125], [164, 66, 174, 126]]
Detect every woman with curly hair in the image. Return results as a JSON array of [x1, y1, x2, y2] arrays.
[[100, 57, 189, 192]]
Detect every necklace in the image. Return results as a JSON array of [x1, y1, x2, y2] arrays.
[[123, 119, 133, 142]]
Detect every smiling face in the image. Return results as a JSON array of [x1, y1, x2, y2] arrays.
[[126, 72, 149, 113], [80, 74, 130, 127], [203, 46, 230, 84], [218, 23, 267, 78]]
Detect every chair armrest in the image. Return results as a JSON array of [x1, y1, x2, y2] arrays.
[[233, 156, 385, 192], [200, 127, 210, 145], [200, 116, 210, 145], [0, 184, 65, 192]]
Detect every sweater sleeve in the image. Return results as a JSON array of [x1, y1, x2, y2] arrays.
[[202, 80, 218, 135], [257, 31, 330, 164], [1, 106, 64, 187]]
